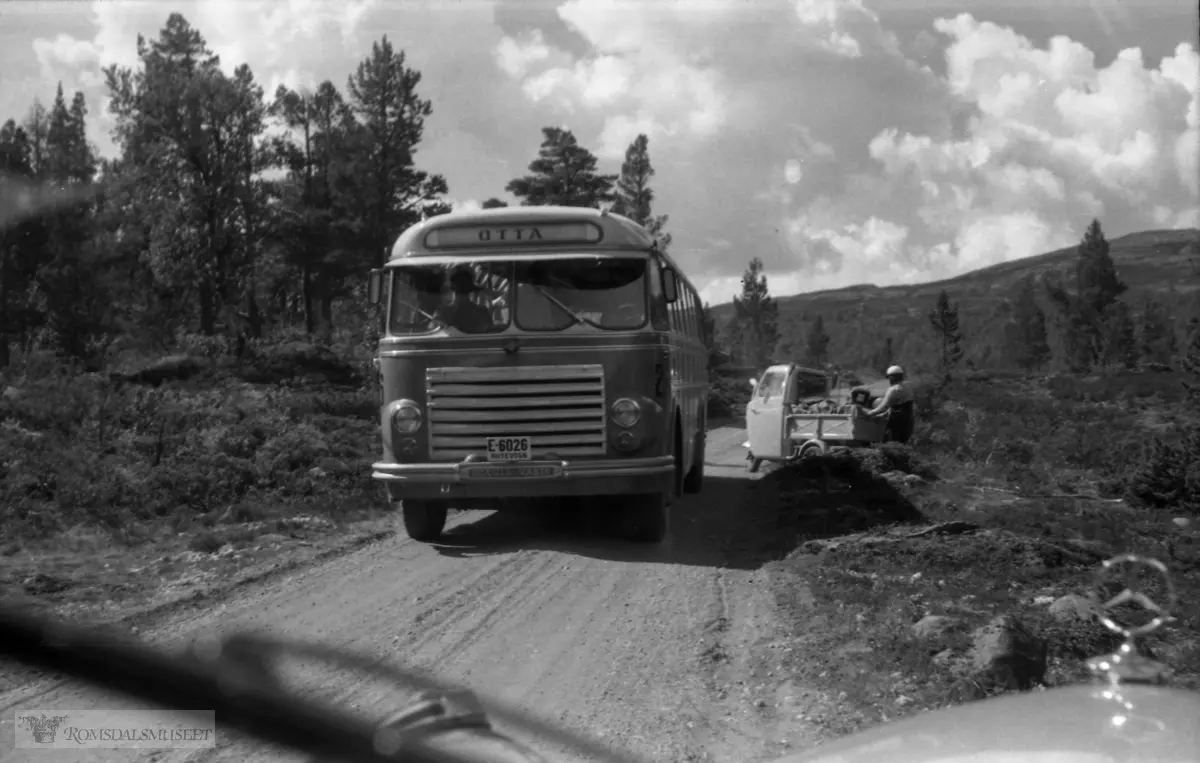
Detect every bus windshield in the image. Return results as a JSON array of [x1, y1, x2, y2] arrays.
[[389, 261, 512, 335], [514, 257, 647, 331], [387, 256, 648, 335]]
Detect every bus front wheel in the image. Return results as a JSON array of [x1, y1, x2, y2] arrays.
[[401, 499, 448, 542]]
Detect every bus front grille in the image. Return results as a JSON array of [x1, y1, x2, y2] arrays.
[[425, 364, 607, 461]]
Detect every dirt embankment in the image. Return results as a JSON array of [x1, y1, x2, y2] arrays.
[[759, 433, 1199, 740]]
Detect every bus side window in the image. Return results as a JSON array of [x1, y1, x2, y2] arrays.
[[680, 287, 691, 338], [648, 259, 671, 330], [686, 289, 700, 342], [667, 268, 682, 332]]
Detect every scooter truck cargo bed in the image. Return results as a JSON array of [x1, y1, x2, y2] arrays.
[[786, 409, 886, 443]]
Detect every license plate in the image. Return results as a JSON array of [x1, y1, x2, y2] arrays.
[[486, 436, 531, 462], [461, 465, 561, 480]]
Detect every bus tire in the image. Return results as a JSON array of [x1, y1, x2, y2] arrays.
[[625, 492, 669, 543], [683, 430, 705, 494], [625, 425, 678, 543], [401, 500, 448, 542]]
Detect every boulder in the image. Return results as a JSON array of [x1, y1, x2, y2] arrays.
[[911, 615, 965, 641], [1048, 593, 1102, 624], [970, 615, 1047, 690]]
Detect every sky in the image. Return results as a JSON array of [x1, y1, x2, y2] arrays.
[[1, 0, 1198, 306]]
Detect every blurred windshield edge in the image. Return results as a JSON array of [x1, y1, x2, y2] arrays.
[[0, 171, 109, 230]]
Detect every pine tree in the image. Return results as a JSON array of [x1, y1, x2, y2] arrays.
[[270, 81, 346, 334], [1046, 219, 1127, 370], [505, 127, 616, 208], [1007, 275, 1051, 372], [1139, 296, 1177, 366], [33, 82, 105, 364], [928, 289, 964, 380], [0, 119, 36, 367], [732, 257, 779, 368], [805, 315, 831, 367], [611, 134, 671, 251], [105, 14, 260, 335], [346, 35, 449, 265], [1105, 300, 1139, 371]]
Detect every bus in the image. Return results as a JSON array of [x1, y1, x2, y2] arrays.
[[367, 205, 709, 544]]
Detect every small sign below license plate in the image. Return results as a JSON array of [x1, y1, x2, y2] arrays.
[[487, 436, 531, 461], [461, 464, 562, 480]]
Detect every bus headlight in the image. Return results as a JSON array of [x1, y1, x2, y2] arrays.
[[611, 398, 641, 428], [392, 401, 423, 433]]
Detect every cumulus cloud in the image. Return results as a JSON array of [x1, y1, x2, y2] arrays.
[[502, 0, 728, 159], [493, 0, 954, 298], [495, 2, 1197, 301], [859, 16, 1200, 274], [495, 0, 920, 160], [31, 0, 380, 157]]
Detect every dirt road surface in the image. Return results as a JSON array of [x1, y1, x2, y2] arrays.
[[1, 426, 820, 763]]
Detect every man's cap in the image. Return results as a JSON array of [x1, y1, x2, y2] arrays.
[[886, 365, 905, 377]]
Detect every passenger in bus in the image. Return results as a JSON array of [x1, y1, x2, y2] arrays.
[[438, 267, 495, 333]]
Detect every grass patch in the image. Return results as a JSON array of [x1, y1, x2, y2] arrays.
[[765, 372, 1200, 738]]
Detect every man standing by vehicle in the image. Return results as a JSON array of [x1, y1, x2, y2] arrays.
[[867, 364, 915, 444]]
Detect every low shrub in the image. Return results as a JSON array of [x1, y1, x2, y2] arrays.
[[707, 374, 751, 419], [0, 342, 380, 544]]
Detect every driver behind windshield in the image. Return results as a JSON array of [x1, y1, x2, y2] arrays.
[[438, 267, 495, 333]]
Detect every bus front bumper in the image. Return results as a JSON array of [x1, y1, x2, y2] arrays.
[[371, 455, 675, 500]]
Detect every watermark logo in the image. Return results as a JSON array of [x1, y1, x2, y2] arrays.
[[18, 714, 68, 744], [14, 709, 216, 749]]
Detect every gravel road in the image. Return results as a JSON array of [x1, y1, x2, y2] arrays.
[[2, 426, 816, 763]]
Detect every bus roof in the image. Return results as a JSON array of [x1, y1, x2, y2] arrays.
[[387, 205, 702, 301], [389, 206, 654, 261]]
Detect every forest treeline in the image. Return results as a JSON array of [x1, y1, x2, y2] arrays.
[[0, 13, 673, 369]]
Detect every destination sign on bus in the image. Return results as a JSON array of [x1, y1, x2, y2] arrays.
[[424, 222, 604, 250]]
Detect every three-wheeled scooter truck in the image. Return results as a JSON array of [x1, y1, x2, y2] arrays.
[[743, 363, 887, 473]]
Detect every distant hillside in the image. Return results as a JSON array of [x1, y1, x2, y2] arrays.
[[709, 228, 1200, 373]]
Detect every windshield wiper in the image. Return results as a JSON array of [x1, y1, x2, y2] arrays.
[[528, 284, 605, 330], [397, 299, 444, 329], [0, 605, 634, 763]]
